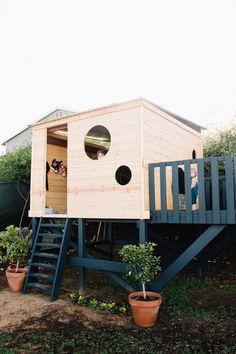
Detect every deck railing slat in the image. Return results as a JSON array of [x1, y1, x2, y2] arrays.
[[211, 158, 220, 223], [160, 163, 167, 223], [225, 157, 235, 223], [148, 164, 156, 222], [197, 159, 206, 223], [149, 156, 236, 225], [172, 162, 179, 223], [184, 160, 192, 223]]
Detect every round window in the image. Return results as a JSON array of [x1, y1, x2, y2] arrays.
[[115, 165, 132, 185], [84, 125, 111, 160]]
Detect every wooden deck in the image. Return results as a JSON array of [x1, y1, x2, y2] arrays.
[[149, 156, 236, 224]]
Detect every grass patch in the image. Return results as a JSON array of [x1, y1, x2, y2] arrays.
[[219, 284, 236, 292], [160, 277, 211, 316]]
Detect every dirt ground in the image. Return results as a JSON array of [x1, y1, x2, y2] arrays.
[[0, 243, 236, 353]]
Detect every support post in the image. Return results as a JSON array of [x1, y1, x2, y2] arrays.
[[150, 225, 226, 291], [31, 217, 38, 247], [78, 218, 86, 294], [138, 220, 147, 244], [107, 222, 113, 260]]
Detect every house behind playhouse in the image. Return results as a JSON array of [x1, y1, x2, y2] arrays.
[[29, 98, 203, 220]]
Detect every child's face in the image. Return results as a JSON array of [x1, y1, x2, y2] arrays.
[[97, 152, 104, 159], [191, 169, 197, 177]]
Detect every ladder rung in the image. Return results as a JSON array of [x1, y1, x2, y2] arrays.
[[29, 272, 54, 281], [33, 252, 59, 259], [40, 223, 65, 228], [31, 262, 57, 270], [38, 233, 63, 238], [36, 243, 61, 248], [26, 282, 52, 292]]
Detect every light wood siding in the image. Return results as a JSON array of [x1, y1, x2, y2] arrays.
[[29, 129, 47, 217], [142, 105, 203, 211], [29, 99, 203, 219], [67, 107, 145, 218], [46, 143, 67, 214]]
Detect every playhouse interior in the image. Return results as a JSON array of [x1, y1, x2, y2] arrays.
[[45, 124, 111, 215]]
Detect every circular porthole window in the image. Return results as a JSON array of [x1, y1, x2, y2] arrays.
[[84, 125, 111, 160], [115, 165, 132, 185]]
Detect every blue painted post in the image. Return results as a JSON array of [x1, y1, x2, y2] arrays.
[[184, 160, 192, 223], [139, 220, 147, 244], [149, 164, 156, 222], [172, 162, 179, 223], [225, 157, 235, 223], [160, 163, 167, 223], [31, 217, 38, 247], [107, 222, 113, 260], [197, 159, 206, 223], [211, 158, 220, 223], [78, 218, 86, 294], [150, 225, 226, 291]]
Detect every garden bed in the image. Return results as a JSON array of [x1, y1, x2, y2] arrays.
[[0, 243, 236, 353]]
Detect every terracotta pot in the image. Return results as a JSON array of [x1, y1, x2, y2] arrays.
[[7, 265, 28, 273], [128, 291, 162, 327], [6, 269, 27, 293]]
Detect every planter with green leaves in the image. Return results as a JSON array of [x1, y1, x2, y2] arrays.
[[119, 242, 162, 327], [0, 225, 32, 292]]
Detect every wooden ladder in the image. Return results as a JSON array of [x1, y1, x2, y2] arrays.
[[23, 217, 72, 301]]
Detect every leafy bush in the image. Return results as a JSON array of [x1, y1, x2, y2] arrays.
[[204, 124, 236, 157], [0, 145, 31, 183], [119, 242, 161, 299], [0, 225, 32, 270]]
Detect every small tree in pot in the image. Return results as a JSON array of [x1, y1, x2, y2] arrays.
[[119, 242, 162, 327], [0, 225, 32, 292]]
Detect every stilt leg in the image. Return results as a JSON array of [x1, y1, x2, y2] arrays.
[[78, 218, 86, 294], [139, 220, 147, 244]]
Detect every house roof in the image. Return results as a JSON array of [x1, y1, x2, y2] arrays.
[[32, 98, 205, 133], [2, 99, 205, 146], [1, 108, 75, 145]]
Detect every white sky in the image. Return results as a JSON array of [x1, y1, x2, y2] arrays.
[[1, 0, 236, 153]]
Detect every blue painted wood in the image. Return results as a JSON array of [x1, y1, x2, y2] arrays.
[[50, 218, 72, 301], [211, 158, 220, 223], [197, 159, 206, 223], [184, 160, 192, 223], [85, 253, 135, 293], [31, 218, 38, 247], [139, 219, 147, 244], [172, 162, 179, 223], [107, 222, 113, 260], [78, 218, 86, 294], [225, 157, 235, 223], [234, 157, 236, 210], [67, 256, 127, 273], [149, 225, 226, 291], [160, 163, 167, 223], [149, 156, 236, 225], [23, 217, 72, 301], [149, 164, 156, 222]]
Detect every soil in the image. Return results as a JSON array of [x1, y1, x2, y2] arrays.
[[0, 244, 236, 353]]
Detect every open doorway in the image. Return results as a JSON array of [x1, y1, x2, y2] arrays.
[[45, 124, 68, 215]]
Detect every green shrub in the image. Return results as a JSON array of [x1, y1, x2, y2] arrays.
[[0, 145, 31, 183]]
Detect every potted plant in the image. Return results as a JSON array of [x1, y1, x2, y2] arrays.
[[119, 242, 162, 327], [0, 225, 32, 292]]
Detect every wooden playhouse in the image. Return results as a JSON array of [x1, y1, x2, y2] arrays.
[[24, 98, 236, 300], [29, 98, 203, 220]]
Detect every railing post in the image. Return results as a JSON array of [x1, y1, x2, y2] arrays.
[[149, 164, 156, 222]]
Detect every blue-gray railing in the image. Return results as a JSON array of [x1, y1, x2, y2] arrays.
[[149, 156, 236, 224]]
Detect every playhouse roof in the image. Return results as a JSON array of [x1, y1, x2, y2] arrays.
[[32, 98, 205, 133]]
